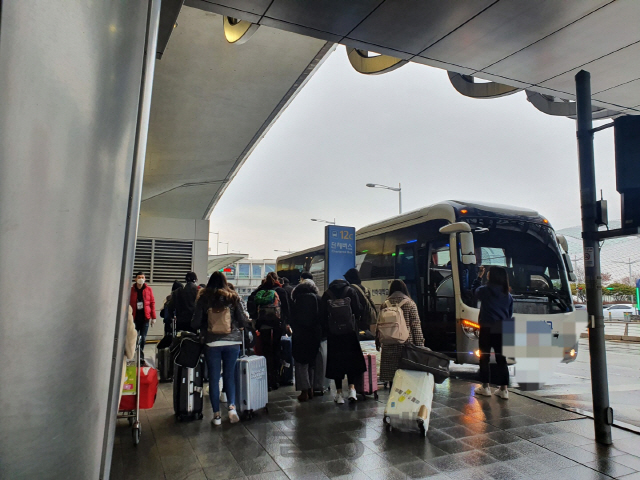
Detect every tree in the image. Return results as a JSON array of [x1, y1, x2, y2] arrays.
[[604, 282, 636, 300], [601, 272, 613, 283], [574, 265, 585, 284]]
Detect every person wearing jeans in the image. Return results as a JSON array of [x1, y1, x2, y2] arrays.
[[192, 271, 250, 425], [205, 344, 240, 417]]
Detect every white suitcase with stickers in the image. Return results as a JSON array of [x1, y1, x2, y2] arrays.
[[383, 369, 434, 436]]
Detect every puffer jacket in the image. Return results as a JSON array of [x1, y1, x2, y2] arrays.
[[191, 289, 250, 344]]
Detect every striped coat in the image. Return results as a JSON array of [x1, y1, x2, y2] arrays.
[[379, 292, 424, 383]]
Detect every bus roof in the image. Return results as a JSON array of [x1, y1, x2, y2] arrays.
[[279, 200, 545, 260], [276, 244, 323, 262]]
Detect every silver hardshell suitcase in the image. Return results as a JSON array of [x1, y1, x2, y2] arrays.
[[235, 334, 268, 420]]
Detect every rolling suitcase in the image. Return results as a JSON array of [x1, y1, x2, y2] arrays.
[[383, 369, 434, 437], [173, 357, 204, 421], [279, 335, 294, 386], [236, 334, 268, 420], [156, 347, 173, 382], [313, 339, 331, 395], [157, 319, 176, 382], [356, 353, 378, 400]]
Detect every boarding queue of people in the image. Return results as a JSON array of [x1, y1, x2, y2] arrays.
[[131, 262, 511, 426]]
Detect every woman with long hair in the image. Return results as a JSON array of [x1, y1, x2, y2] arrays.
[[378, 279, 424, 384], [192, 271, 250, 425], [472, 266, 513, 399]]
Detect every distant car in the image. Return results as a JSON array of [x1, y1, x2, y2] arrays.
[[602, 304, 636, 319], [574, 304, 587, 310]]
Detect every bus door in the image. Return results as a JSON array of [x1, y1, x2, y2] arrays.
[[394, 244, 422, 320], [424, 242, 456, 354]]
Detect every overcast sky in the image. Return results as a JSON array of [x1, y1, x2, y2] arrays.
[[208, 45, 619, 260]]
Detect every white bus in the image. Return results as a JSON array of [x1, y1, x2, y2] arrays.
[[277, 200, 585, 389]]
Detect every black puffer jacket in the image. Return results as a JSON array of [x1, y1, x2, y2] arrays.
[[167, 281, 199, 332], [290, 280, 322, 364], [191, 288, 250, 344]]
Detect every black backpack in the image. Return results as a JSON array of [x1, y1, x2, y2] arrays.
[[326, 288, 356, 336], [352, 284, 378, 331]]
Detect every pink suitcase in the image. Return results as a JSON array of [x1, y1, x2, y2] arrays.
[[357, 353, 379, 400]]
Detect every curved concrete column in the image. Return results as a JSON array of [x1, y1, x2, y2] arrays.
[[448, 71, 521, 99], [346, 48, 407, 75], [0, 1, 159, 478]]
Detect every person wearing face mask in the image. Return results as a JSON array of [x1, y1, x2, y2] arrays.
[[129, 272, 157, 366]]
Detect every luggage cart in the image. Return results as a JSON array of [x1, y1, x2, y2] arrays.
[[118, 336, 142, 446]]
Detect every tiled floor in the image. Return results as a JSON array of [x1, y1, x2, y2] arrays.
[[111, 377, 640, 480]]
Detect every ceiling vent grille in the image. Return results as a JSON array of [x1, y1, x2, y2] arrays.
[[132, 238, 193, 284]]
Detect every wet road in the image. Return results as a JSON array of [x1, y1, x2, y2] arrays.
[[451, 339, 640, 429]]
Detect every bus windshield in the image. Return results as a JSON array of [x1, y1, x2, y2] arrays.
[[459, 219, 571, 314]]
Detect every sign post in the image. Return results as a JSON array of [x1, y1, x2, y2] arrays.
[[324, 225, 356, 289]]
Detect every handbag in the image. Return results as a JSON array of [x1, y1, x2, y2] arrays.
[[171, 333, 203, 369], [398, 343, 450, 384]]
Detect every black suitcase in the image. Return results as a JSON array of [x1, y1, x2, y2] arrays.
[[157, 320, 176, 382], [173, 357, 204, 421], [157, 346, 173, 382], [398, 343, 450, 384]]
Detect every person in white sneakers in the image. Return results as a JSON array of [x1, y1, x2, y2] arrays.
[[320, 278, 365, 405], [192, 272, 251, 425], [472, 266, 512, 400]]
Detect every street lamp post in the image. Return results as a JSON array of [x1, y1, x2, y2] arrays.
[[210, 231, 219, 255], [310, 218, 336, 225], [366, 183, 402, 214], [219, 241, 229, 254]]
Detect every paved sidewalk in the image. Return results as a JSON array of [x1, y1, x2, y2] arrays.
[[111, 378, 640, 480]]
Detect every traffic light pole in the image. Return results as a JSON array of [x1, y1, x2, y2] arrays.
[[575, 70, 613, 445]]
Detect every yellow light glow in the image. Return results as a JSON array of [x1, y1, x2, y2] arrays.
[[461, 209, 468, 214], [475, 350, 481, 357], [109, 25, 117, 33], [570, 349, 576, 357], [462, 319, 480, 329]]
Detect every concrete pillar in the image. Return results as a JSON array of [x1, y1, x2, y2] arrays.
[[0, 1, 160, 478]]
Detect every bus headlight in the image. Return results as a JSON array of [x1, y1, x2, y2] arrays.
[[461, 319, 480, 339]]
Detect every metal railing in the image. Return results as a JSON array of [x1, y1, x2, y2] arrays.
[[603, 321, 640, 337]]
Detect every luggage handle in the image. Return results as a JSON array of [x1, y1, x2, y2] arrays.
[[240, 328, 247, 358]]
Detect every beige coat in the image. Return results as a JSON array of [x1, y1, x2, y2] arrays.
[[120, 306, 138, 403]]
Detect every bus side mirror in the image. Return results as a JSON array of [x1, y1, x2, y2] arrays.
[[439, 223, 476, 265], [460, 232, 476, 265]]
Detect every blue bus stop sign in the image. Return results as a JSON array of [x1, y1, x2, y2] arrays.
[[324, 225, 356, 287]]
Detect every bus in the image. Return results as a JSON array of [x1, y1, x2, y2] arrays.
[[277, 200, 585, 388]]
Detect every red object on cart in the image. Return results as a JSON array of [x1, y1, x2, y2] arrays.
[[119, 366, 159, 410]]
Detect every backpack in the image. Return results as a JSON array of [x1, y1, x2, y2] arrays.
[[326, 288, 356, 336], [207, 305, 232, 335], [255, 289, 282, 328], [352, 284, 378, 330], [377, 298, 410, 345]]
